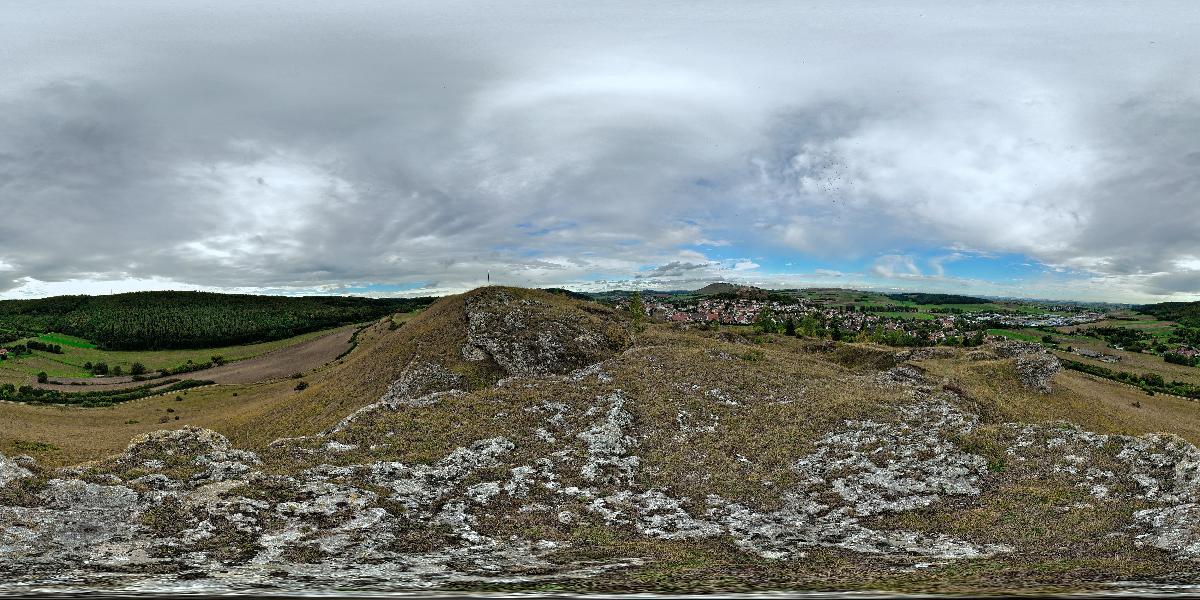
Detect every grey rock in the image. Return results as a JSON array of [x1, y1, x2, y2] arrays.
[[462, 288, 627, 376], [0, 452, 32, 487]]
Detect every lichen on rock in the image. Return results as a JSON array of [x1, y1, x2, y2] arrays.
[[461, 288, 629, 376]]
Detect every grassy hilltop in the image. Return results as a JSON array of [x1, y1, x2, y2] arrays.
[[2, 287, 1200, 594]]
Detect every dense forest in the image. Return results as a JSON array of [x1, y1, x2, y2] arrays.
[[886, 293, 990, 305], [0, 291, 434, 350], [1138, 301, 1200, 326]]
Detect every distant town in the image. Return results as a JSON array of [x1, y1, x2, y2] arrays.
[[610, 284, 1108, 348]]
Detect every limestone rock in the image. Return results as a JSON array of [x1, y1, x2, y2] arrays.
[[995, 341, 1060, 393], [461, 288, 628, 376]]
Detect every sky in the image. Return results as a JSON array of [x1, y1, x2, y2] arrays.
[[2, 1, 1199, 303]]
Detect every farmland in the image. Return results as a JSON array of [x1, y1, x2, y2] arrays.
[[0, 327, 344, 386]]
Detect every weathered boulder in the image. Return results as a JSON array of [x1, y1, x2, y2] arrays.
[[994, 341, 1061, 393], [460, 288, 629, 376], [378, 359, 465, 408]]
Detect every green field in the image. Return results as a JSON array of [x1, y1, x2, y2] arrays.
[[987, 328, 1043, 342], [875, 311, 937, 321], [0, 327, 341, 385]]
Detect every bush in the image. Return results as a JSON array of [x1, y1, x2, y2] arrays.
[[36, 372, 48, 384], [1165, 352, 1197, 367], [130, 362, 146, 376], [294, 381, 309, 391]]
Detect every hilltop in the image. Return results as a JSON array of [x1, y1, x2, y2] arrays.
[[2, 286, 1200, 594], [694, 282, 770, 298]]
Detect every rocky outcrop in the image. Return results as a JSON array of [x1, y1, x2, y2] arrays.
[[995, 341, 1061, 393], [378, 360, 465, 408], [323, 360, 467, 435], [0, 454, 31, 487], [460, 288, 629, 376]]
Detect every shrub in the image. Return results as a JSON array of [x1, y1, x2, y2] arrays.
[[130, 362, 146, 376], [294, 381, 309, 391], [36, 372, 48, 384], [1165, 352, 1197, 367]]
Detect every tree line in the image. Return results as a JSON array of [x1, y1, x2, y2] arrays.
[[0, 379, 213, 407], [1061, 359, 1200, 399]]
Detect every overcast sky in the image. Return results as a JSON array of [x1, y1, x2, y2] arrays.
[[2, 1, 1198, 302]]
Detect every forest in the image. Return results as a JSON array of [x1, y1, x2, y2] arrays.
[[1138, 301, 1200, 327], [885, 292, 990, 305], [0, 291, 433, 350]]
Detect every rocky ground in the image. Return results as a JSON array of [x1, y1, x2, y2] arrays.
[[2, 288, 1199, 595]]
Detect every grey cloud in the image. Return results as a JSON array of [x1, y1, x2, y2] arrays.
[[1144, 271, 1200, 296], [636, 261, 712, 279], [1, 2, 1198, 300]]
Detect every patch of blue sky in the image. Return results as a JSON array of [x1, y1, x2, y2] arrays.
[[339, 282, 428, 294], [515, 220, 578, 237]]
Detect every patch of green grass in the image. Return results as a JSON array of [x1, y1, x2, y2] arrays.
[[37, 332, 96, 349], [7, 439, 58, 453], [987, 329, 1042, 342]]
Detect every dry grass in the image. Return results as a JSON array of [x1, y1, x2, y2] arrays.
[[0, 379, 293, 467], [914, 354, 1200, 444]]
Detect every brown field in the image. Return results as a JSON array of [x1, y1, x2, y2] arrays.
[[0, 309, 431, 466], [1046, 336, 1200, 387], [30, 325, 356, 392], [919, 357, 1200, 445]]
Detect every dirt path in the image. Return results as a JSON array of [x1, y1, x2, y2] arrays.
[[205, 326, 355, 384], [32, 326, 357, 392]]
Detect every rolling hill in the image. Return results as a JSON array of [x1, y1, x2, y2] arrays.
[[1138, 300, 1200, 326], [0, 291, 433, 350]]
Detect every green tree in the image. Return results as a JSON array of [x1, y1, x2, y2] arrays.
[[36, 371, 48, 384], [799, 315, 821, 338], [755, 308, 777, 334], [629, 292, 646, 333]]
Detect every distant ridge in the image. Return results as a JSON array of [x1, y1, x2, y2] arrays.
[[694, 282, 768, 298], [886, 292, 990, 305]]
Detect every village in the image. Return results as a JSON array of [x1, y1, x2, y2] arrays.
[[625, 292, 1107, 347]]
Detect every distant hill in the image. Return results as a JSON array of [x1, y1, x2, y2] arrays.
[[694, 282, 740, 295], [886, 292, 990, 305], [0, 291, 434, 350], [1137, 301, 1200, 326], [695, 282, 770, 298]]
